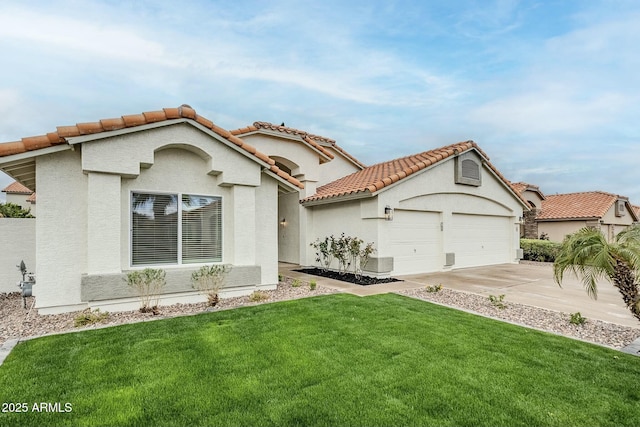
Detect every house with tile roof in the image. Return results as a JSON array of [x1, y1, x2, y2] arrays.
[[2, 181, 36, 216], [537, 191, 638, 242], [0, 104, 528, 313]]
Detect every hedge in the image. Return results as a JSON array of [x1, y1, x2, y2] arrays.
[[520, 238, 561, 262]]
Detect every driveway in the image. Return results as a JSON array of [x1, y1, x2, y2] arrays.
[[399, 263, 638, 328]]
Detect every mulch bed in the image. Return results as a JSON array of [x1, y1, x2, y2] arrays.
[[294, 268, 402, 286]]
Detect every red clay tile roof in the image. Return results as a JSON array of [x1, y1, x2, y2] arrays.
[[510, 181, 545, 198], [537, 191, 627, 220], [231, 122, 366, 169], [0, 105, 303, 190], [302, 141, 526, 205], [2, 181, 33, 194], [26, 192, 36, 203]]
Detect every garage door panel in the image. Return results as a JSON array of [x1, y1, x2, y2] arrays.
[[451, 214, 511, 268], [390, 210, 442, 275]]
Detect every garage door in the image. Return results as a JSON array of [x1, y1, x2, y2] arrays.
[[450, 214, 512, 268], [390, 210, 442, 275]]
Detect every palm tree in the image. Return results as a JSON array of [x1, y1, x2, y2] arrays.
[[554, 225, 640, 322]]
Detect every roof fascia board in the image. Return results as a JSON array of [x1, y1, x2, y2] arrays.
[[253, 129, 333, 162], [68, 119, 275, 170], [482, 162, 530, 210], [301, 190, 373, 207], [262, 168, 300, 193], [537, 217, 600, 222], [0, 144, 72, 164], [66, 119, 189, 145]]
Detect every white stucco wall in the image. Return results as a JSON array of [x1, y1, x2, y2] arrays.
[[35, 149, 88, 313], [318, 146, 363, 185], [32, 122, 283, 313], [303, 151, 524, 274], [0, 218, 35, 293]]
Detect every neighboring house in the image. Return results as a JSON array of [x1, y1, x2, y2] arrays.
[[510, 182, 545, 239], [2, 181, 36, 216], [537, 191, 638, 242], [0, 105, 528, 314]]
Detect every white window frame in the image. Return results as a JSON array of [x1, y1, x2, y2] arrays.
[[130, 191, 223, 267]]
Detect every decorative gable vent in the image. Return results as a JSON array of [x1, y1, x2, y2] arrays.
[[615, 200, 626, 217], [461, 159, 480, 180], [455, 152, 482, 186]]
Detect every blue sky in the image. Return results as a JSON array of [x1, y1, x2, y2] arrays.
[[0, 0, 638, 203]]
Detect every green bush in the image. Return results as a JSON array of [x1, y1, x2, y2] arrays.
[[520, 239, 561, 262]]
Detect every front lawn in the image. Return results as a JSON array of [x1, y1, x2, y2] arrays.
[[1, 293, 639, 426]]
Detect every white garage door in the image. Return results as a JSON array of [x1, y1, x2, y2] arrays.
[[450, 214, 512, 268], [390, 210, 442, 275]]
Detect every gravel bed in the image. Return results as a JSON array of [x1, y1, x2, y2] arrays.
[[0, 278, 337, 346], [2, 276, 639, 351], [399, 287, 640, 349]]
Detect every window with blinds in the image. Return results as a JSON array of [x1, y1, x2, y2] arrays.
[[131, 192, 222, 266]]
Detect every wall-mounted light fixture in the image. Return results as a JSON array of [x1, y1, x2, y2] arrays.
[[280, 218, 287, 226], [384, 205, 394, 221]]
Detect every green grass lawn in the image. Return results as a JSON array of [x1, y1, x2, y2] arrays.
[[1, 293, 639, 427]]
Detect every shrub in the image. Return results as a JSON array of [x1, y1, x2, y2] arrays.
[[249, 290, 269, 302], [74, 308, 109, 327], [291, 278, 301, 287], [520, 239, 561, 262], [569, 312, 587, 326], [309, 279, 317, 290], [125, 268, 166, 313], [191, 264, 231, 307], [311, 234, 376, 278], [425, 284, 442, 293], [488, 294, 507, 309]]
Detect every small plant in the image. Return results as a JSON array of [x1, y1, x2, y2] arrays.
[[74, 308, 109, 327], [425, 284, 442, 293], [191, 264, 231, 307], [125, 268, 166, 314], [569, 312, 587, 326], [309, 279, 317, 290], [291, 278, 301, 287], [278, 273, 283, 282], [249, 290, 269, 302], [488, 294, 507, 309]]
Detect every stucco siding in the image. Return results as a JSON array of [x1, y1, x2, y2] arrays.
[[318, 146, 362, 185], [255, 175, 279, 285], [0, 218, 35, 293], [35, 150, 88, 313]]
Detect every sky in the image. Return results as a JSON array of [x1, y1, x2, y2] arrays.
[[0, 0, 638, 203]]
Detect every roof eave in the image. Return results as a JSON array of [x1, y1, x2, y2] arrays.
[[300, 190, 373, 206]]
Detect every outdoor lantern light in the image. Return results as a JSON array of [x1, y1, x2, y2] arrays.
[[384, 205, 393, 221]]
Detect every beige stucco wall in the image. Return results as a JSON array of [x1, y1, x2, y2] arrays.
[[539, 203, 636, 243], [33, 122, 282, 314], [0, 218, 35, 293]]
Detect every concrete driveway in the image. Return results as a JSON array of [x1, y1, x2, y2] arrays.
[[399, 263, 639, 328]]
